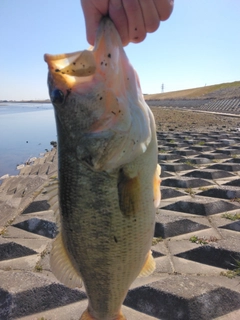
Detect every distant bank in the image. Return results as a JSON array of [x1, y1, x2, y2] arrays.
[[144, 81, 240, 100], [0, 100, 51, 103], [1, 81, 240, 103]]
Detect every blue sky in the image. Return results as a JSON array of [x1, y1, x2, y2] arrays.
[[0, 0, 239, 100]]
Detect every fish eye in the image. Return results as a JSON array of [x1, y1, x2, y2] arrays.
[[51, 89, 65, 105]]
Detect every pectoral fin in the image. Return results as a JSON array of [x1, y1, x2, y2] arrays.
[[117, 169, 140, 216], [138, 251, 156, 277]]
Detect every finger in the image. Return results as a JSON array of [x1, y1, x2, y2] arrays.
[[81, 1, 102, 45], [109, 0, 129, 46], [154, 0, 174, 21], [122, 0, 146, 44], [81, 0, 108, 45], [139, 0, 160, 33]]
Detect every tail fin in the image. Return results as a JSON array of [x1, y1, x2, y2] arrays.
[[80, 309, 94, 320], [80, 309, 127, 320]]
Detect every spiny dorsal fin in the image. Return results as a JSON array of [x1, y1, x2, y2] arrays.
[[138, 251, 156, 278], [43, 180, 59, 213], [50, 233, 82, 288]]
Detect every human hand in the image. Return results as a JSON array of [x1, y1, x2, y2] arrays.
[[81, 0, 174, 46]]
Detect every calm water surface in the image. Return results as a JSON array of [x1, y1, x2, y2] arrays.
[[0, 103, 57, 178]]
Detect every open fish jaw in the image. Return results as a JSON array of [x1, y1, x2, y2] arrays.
[[44, 17, 160, 320], [44, 18, 152, 172]]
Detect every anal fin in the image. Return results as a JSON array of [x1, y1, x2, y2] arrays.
[[50, 233, 82, 288], [117, 311, 127, 320], [138, 251, 156, 278]]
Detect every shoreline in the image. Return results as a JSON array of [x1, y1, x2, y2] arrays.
[[0, 143, 57, 183]]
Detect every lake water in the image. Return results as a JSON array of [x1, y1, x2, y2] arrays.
[[0, 103, 57, 179]]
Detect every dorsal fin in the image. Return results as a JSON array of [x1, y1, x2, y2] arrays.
[[44, 180, 82, 288], [50, 233, 82, 288], [43, 179, 59, 214]]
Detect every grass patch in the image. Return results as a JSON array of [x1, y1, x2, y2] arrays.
[[198, 186, 213, 191], [222, 213, 240, 221], [196, 141, 205, 146], [189, 235, 218, 245], [0, 217, 16, 236], [152, 237, 163, 246], [184, 160, 195, 167], [0, 228, 7, 236], [220, 259, 240, 279], [230, 198, 240, 203], [184, 188, 196, 196], [40, 249, 49, 259], [34, 262, 43, 273]]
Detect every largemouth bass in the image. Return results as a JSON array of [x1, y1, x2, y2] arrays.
[[44, 17, 161, 320]]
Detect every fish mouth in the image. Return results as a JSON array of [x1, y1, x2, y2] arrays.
[[44, 18, 122, 88]]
